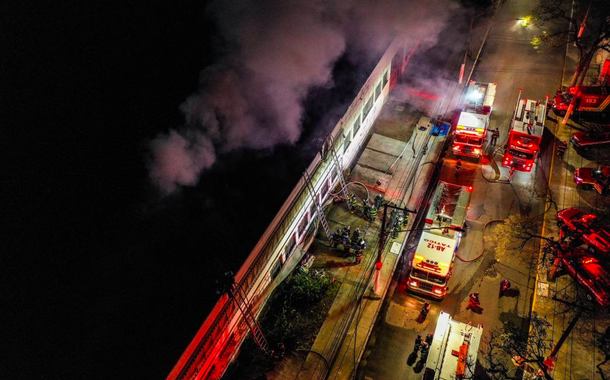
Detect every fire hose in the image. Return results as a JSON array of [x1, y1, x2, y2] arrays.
[[455, 219, 505, 262]]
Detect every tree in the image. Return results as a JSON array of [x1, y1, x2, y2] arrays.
[[532, 0, 610, 86], [480, 313, 554, 380], [531, 0, 610, 121]]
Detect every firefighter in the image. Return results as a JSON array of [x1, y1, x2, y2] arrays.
[[557, 141, 568, 158], [455, 159, 462, 177], [343, 225, 351, 239], [374, 194, 383, 210], [466, 292, 480, 310], [362, 199, 370, 217], [348, 193, 357, 212], [491, 128, 500, 145], [402, 210, 409, 226], [499, 279, 511, 298], [392, 220, 400, 239], [330, 231, 339, 249], [420, 341, 430, 362], [425, 333, 433, 346], [358, 238, 367, 253], [413, 334, 423, 354], [354, 240, 365, 264], [369, 204, 378, 222], [340, 226, 350, 248], [351, 228, 361, 244]]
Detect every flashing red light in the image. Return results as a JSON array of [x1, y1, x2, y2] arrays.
[[467, 186, 473, 193]]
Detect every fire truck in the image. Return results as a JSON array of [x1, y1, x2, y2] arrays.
[[452, 81, 497, 158], [552, 85, 610, 120], [423, 312, 483, 380], [407, 181, 472, 300], [501, 92, 547, 172]]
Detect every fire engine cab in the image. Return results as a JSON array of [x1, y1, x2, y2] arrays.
[[452, 81, 497, 158], [407, 181, 471, 300], [502, 92, 547, 172]]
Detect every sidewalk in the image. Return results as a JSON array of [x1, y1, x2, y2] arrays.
[[529, 117, 610, 379]]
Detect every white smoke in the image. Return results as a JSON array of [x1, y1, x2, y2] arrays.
[[149, 0, 461, 193]]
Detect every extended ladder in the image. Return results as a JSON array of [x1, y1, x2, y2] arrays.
[[303, 170, 332, 241], [326, 133, 350, 201], [230, 282, 270, 355]]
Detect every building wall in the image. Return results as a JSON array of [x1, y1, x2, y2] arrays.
[[167, 35, 416, 380]]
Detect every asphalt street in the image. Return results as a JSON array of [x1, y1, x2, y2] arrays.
[[356, 0, 575, 378]]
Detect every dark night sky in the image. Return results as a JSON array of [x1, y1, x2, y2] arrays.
[[2, 2, 370, 379]]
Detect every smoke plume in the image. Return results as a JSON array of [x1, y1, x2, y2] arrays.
[[149, 0, 460, 193]]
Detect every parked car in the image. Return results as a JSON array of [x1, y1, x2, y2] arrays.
[[558, 248, 610, 306], [571, 125, 610, 151], [574, 166, 610, 195], [556, 208, 610, 254]]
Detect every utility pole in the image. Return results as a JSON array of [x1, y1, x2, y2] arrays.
[[374, 203, 416, 295]]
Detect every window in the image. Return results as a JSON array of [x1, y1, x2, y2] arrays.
[[343, 129, 352, 152], [375, 82, 381, 101], [353, 116, 361, 136], [297, 216, 307, 238], [363, 96, 373, 121], [309, 203, 317, 220], [285, 234, 297, 261], [271, 258, 282, 280], [382, 70, 389, 88], [411, 268, 447, 284], [320, 178, 329, 201]]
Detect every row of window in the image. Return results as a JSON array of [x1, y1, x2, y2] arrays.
[[343, 68, 390, 153], [272, 169, 337, 280]]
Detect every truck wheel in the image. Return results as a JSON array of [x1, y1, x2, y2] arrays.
[[586, 293, 593, 302], [554, 109, 566, 117], [582, 146, 591, 152], [581, 184, 593, 191]]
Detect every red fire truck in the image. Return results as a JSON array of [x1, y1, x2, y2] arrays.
[[552, 85, 610, 120], [452, 81, 497, 158], [407, 181, 472, 300], [502, 92, 548, 172]]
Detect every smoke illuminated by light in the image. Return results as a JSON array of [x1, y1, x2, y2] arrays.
[[149, 0, 462, 194]]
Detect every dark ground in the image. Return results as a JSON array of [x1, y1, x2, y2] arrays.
[[2, 2, 372, 379]]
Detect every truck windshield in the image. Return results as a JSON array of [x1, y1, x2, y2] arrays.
[[411, 268, 446, 284], [511, 135, 539, 149], [455, 135, 483, 145], [508, 149, 535, 160]]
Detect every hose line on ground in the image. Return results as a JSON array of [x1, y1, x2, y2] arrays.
[[455, 219, 505, 262]]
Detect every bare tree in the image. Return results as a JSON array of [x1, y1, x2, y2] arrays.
[[532, 0, 610, 86], [480, 313, 554, 380]]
